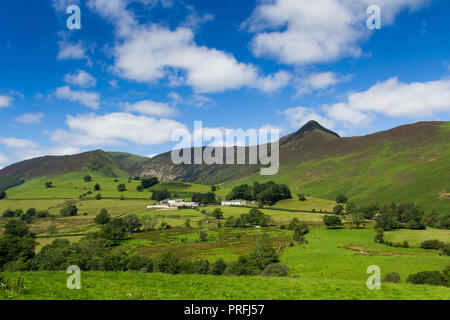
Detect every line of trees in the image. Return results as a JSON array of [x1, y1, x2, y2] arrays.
[[226, 181, 292, 205]]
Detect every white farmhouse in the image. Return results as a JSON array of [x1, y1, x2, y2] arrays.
[[221, 200, 247, 206]]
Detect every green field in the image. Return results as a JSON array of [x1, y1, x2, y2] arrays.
[[1, 180, 449, 300], [3, 173, 211, 200], [1, 226, 449, 300], [2, 271, 449, 300]]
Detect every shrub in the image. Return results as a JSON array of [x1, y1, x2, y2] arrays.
[[45, 182, 53, 188], [212, 208, 224, 219], [262, 264, 289, 277], [439, 244, 450, 256], [192, 260, 210, 274], [95, 209, 111, 226], [61, 205, 78, 217], [94, 183, 100, 191], [210, 259, 227, 275], [141, 177, 159, 189], [101, 251, 129, 271], [407, 271, 448, 287], [374, 229, 384, 243], [127, 256, 153, 272], [95, 193, 102, 200], [420, 239, 445, 250], [117, 184, 126, 192], [333, 205, 344, 215], [298, 193, 306, 201], [84, 175, 92, 182], [336, 194, 348, 204], [293, 223, 309, 242], [323, 215, 343, 229], [383, 272, 401, 283], [0, 191, 6, 200]]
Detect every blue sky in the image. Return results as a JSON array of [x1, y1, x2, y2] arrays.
[[0, 0, 449, 167]]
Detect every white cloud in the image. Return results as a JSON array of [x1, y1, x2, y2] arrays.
[[64, 70, 97, 88], [244, 0, 430, 65], [296, 72, 352, 95], [323, 77, 450, 126], [0, 137, 40, 149], [0, 153, 8, 168], [51, 0, 80, 12], [55, 86, 100, 109], [124, 100, 177, 117], [15, 113, 45, 124], [87, 0, 290, 93], [57, 40, 87, 60], [0, 95, 13, 108], [51, 112, 188, 147], [280, 106, 335, 130]]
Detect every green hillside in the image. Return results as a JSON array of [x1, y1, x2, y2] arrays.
[[223, 121, 450, 212]]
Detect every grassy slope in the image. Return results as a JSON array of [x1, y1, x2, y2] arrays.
[[2, 227, 450, 300], [2, 271, 449, 300], [384, 228, 450, 247], [224, 122, 450, 212], [3, 174, 212, 200]]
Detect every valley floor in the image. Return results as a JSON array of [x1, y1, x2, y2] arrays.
[[2, 271, 449, 300]]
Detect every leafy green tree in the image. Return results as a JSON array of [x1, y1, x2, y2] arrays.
[[210, 259, 227, 275], [184, 218, 191, 228], [333, 205, 344, 215], [323, 215, 343, 229], [336, 194, 348, 204], [84, 175, 92, 182], [45, 182, 53, 188], [212, 208, 223, 219], [141, 177, 159, 189], [94, 183, 100, 191], [123, 214, 142, 233], [136, 185, 144, 192], [117, 183, 126, 192], [211, 185, 217, 192], [95, 193, 102, 200], [101, 219, 126, 240], [293, 223, 309, 242], [248, 235, 279, 270], [351, 211, 365, 228], [297, 193, 306, 201], [60, 205, 78, 217], [0, 191, 6, 200], [4, 220, 33, 238], [94, 209, 111, 227]]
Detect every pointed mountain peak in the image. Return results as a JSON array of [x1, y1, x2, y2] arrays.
[[295, 120, 340, 138]]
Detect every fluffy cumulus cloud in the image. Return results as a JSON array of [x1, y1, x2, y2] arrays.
[[64, 70, 97, 88], [87, 0, 290, 93], [0, 95, 13, 108], [296, 72, 352, 95], [54, 86, 100, 109], [243, 0, 431, 65], [51, 112, 188, 147], [0, 136, 81, 161], [57, 40, 87, 61], [15, 113, 45, 124], [323, 77, 450, 126], [124, 100, 177, 117], [0, 137, 40, 150], [280, 106, 335, 130]]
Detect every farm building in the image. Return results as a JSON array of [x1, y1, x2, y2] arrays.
[[221, 200, 247, 206]]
